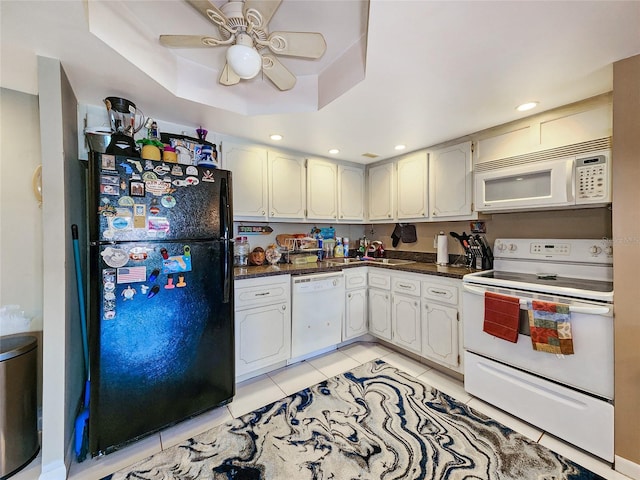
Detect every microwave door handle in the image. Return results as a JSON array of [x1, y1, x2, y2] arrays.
[[462, 284, 611, 315], [567, 159, 576, 202]]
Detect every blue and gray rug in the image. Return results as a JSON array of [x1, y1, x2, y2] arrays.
[[106, 360, 604, 479]]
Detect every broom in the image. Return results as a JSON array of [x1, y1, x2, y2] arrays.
[[72, 224, 90, 461]]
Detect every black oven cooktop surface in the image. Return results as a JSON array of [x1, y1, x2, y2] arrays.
[[472, 271, 613, 293]]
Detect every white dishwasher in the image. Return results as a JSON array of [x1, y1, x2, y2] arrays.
[[291, 272, 345, 359]]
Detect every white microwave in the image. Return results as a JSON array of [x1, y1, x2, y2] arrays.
[[474, 150, 611, 212]]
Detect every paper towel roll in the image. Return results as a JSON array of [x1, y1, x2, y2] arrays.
[[436, 233, 448, 265]]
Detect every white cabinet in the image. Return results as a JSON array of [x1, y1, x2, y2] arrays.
[[390, 273, 422, 353], [428, 141, 473, 219], [268, 152, 306, 219], [235, 276, 291, 378], [475, 95, 612, 165], [421, 277, 460, 370], [396, 152, 428, 220], [367, 162, 395, 221], [338, 165, 365, 221], [307, 158, 338, 220], [224, 142, 268, 220], [368, 270, 392, 340], [344, 268, 368, 340]]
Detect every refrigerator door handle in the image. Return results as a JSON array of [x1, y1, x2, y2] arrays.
[[220, 177, 232, 241], [222, 240, 231, 304]]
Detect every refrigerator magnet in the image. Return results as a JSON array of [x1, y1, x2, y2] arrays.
[[118, 162, 134, 175], [133, 205, 146, 229], [144, 160, 154, 171], [127, 159, 143, 173], [101, 247, 129, 268], [121, 285, 136, 301], [148, 217, 170, 234], [176, 275, 187, 287], [118, 196, 135, 206], [145, 179, 171, 196], [161, 195, 176, 208], [117, 266, 146, 284], [186, 166, 198, 176], [162, 255, 192, 274], [130, 180, 145, 197], [202, 170, 216, 182], [171, 165, 184, 176], [101, 155, 116, 170], [164, 274, 176, 289]]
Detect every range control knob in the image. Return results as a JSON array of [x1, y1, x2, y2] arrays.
[[589, 245, 602, 255], [496, 242, 507, 252], [508, 243, 517, 252], [605, 246, 613, 256]]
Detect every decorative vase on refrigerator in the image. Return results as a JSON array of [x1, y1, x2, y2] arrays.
[[87, 153, 234, 456]]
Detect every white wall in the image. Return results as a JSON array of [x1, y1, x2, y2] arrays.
[[0, 88, 43, 332]]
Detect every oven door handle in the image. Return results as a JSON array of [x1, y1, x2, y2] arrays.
[[462, 284, 611, 315]]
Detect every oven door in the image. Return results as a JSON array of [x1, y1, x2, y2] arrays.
[[462, 283, 613, 399]]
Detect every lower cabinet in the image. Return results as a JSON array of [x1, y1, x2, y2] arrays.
[[368, 288, 392, 340], [392, 293, 421, 354], [344, 288, 368, 339], [422, 302, 459, 368], [421, 277, 461, 370], [235, 275, 291, 377]]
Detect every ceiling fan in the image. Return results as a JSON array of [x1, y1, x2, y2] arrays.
[[159, 0, 327, 91]]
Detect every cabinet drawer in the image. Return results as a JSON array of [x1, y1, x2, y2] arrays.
[[422, 281, 458, 306], [345, 267, 367, 290], [235, 278, 290, 309], [368, 271, 391, 290], [392, 276, 421, 297]]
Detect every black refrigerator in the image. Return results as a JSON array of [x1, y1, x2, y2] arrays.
[[87, 153, 234, 456]]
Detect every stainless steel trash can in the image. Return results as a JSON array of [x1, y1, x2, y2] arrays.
[[0, 335, 39, 479]]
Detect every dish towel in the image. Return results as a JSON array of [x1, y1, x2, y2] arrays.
[[527, 300, 574, 355], [483, 292, 520, 342]]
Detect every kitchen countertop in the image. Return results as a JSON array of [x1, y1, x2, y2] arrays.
[[234, 259, 478, 280]]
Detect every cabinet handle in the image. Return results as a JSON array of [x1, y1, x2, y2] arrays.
[[348, 293, 352, 298], [431, 289, 448, 296], [340, 215, 344, 218], [282, 305, 286, 310], [433, 211, 437, 216], [398, 283, 413, 289], [388, 214, 391, 218], [271, 211, 274, 216], [262, 210, 265, 215], [414, 301, 418, 306], [255, 292, 271, 297]]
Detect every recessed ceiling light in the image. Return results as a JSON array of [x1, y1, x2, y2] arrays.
[[328, 148, 340, 154], [270, 134, 283, 141], [516, 102, 538, 112], [394, 144, 406, 151]]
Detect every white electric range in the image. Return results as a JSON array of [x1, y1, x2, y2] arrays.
[[462, 238, 614, 461]]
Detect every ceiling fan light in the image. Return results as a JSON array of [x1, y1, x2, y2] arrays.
[[227, 44, 262, 79]]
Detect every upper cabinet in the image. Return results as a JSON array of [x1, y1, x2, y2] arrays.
[[367, 162, 395, 221], [396, 152, 428, 220], [307, 158, 338, 220], [428, 141, 473, 219], [268, 152, 306, 220], [475, 94, 612, 165], [338, 165, 365, 221], [224, 141, 268, 221]]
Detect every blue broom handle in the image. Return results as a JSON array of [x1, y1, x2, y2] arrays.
[[71, 224, 89, 380]]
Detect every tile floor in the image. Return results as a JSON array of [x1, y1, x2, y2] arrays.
[[13, 342, 631, 480]]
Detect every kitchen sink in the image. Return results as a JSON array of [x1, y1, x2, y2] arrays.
[[325, 258, 415, 266], [368, 258, 416, 265]]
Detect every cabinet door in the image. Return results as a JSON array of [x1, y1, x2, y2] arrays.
[[338, 165, 365, 221], [225, 142, 268, 220], [235, 302, 290, 377], [368, 288, 392, 340], [268, 152, 306, 219], [344, 288, 368, 340], [397, 152, 428, 220], [367, 163, 395, 221], [307, 159, 338, 220], [392, 293, 421, 353], [429, 141, 473, 218], [422, 302, 459, 368]]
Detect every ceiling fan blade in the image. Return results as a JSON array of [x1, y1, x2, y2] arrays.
[[160, 35, 224, 48], [219, 61, 241, 86], [243, 0, 282, 30], [186, 0, 229, 28], [261, 53, 296, 91], [267, 31, 327, 59]]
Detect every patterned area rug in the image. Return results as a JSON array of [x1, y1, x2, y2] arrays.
[[105, 360, 604, 479]]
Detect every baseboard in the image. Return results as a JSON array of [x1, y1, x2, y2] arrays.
[[616, 455, 640, 480]]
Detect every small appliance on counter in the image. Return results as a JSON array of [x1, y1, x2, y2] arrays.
[[450, 231, 493, 269]]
